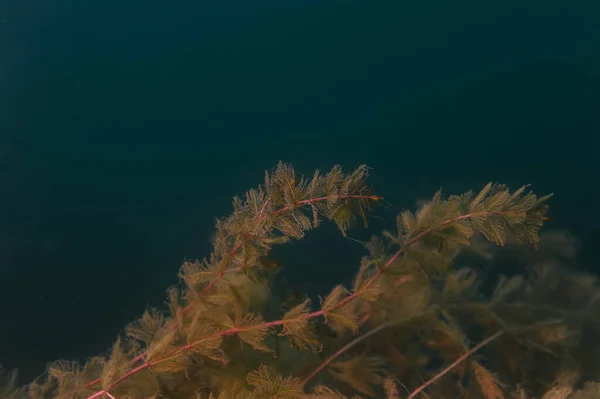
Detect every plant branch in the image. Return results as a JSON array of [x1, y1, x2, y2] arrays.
[[82, 192, 379, 394], [407, 329, 504, 399], [300, 321, 393, 389], [105, 211, 514, 393]]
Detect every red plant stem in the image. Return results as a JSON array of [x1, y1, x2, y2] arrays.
[[258, 197, 271, 218], [331, 211, 516, 312], [406, 330, 504, 399], [82, 193, 379, 391], [300, 321, 393, 388], [116, 211, 506, 380], [85, 208, 511, 398], [173, 194, 380, 328]]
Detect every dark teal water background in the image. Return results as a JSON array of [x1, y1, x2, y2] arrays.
[[0, 0, 598, 382]]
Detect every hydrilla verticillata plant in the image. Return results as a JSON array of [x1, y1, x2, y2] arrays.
[[3, 162, 600, 399]]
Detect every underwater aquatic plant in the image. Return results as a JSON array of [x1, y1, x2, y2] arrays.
[[3, 162, 600, 399]]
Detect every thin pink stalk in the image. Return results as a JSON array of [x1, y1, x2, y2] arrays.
[[82, 193, 378, 391], [407, 330, 504, 399], [301, 321, 394, 387], [173, 193, 380, 327]]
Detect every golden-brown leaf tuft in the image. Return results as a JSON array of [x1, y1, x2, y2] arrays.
[[246, 365, 302, 398], [279, 299, 322, 352], [328, 356, 384, 397], [235, 313, 273, 354], [321, 285, 359, 335]]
